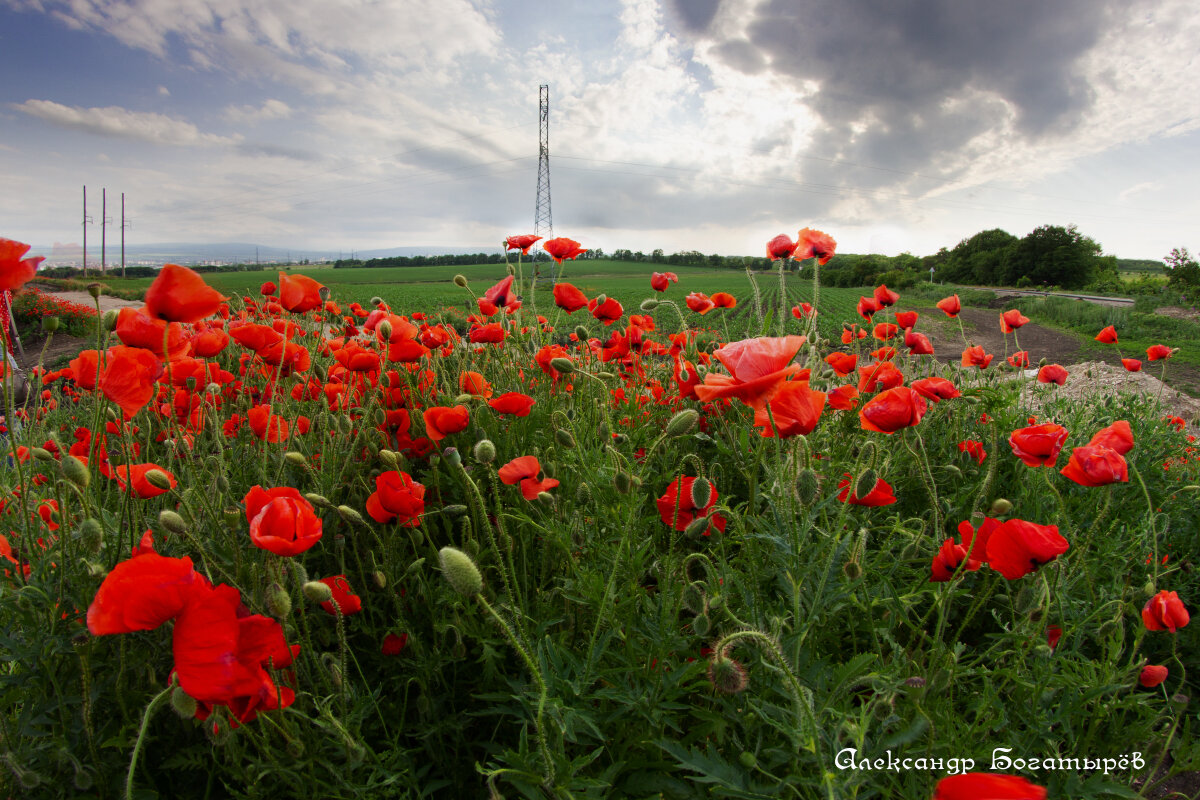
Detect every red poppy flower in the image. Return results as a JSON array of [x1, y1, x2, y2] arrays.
[[424, 405, 470, 442], [1147, 344, 1174, 361], [858, 386, 927, 434], [278, 272, 325, 313], [1095, 325, 1118, 344], [553, 282, 589, 313], [1142, 590, 1189, 632], [710, 292, 737, 309], [318, 575, 362, 615], [497, 455, 561, 500], [872, 284, 899, 307], [1008, 423, 1069, 467], [144, 264, 228, 323], [1122, 358, 1142, 372], [382, 632, 409, 656], [87, 551, 203, 635], [694, 335, 808, 409], [930, 538, 981, 582], [650, 271, 679, 291], [240, 486, 323, 556], [961, 345, 994, 369], [505, 234, 542, 254], [795, 227, 836, 264], [589, 296, 624, 324], [766, 234, 799, 260], [100, 345, 164, 419], [836, 474, 896, 506], [904, 330, 935, 355], [911, 377, 960, 403], [69, 349, 103, 391], [857, 296, 882, 320], [754, 380, 825, 438], [985, 519, 1069, 580], [1088, 420, 1133, 455], [488, 392, 536, 417], [1140, 664, 1169, 688], [1000, 309, 1029, 333], [458, 371, 492, 397], [191, 328, 230, 357], [686, 292, 716, 315], [826, 384, 860, 410], [247, 405, 289, 442], [932, 773, 1046, 800], [260, 281, 277, 296], [115, 307, 191, 358], [824, 352, 858, 377], [1007, 351, 1030, 368], [484, 275, 517, 309], [841, 325, 868, 344], [1047, 625, 1062, 651], [469, 323, 507, 343], [958, 439, 987, 464], [656, 476, 726, 534], [543, 237, 587, 263], [792, 302, 816, 319], [893, 310, 918, 329], [1060, 445, 1128, 486], [364, 470, 425, 526], [1037, 364, 1068, 385], [230, 322, 284, 352], [0, 238, 45, 291], [113, 463, 177, 498], [857, 361, 903, 394], [872, 322, 898, 340], [935, 295, 961, 318]]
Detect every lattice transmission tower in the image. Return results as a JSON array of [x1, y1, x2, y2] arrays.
[[534, 85, 554, 280]]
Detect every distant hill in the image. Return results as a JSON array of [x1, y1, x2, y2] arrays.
[[34, 242, 504, 267]]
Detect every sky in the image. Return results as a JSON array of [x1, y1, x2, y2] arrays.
[[2, 0, 1199, 262]]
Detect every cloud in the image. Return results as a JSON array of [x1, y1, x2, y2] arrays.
[[224, 98, 292, 124], [14, 99, 240, 146], [157, 85, 170, 97]]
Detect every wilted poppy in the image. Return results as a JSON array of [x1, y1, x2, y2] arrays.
[[986, 519, 1069, 580], [1147, 344, 1175, 361], [505, 234, 542, 255], [1142, 590, 1189, 632], [932, 773, 1046, 800], [244, 486, 323, 556], [365, 470, 425, 526], [1008, 423, 1069, 467], [144, 264, 228, 323], [858, 386, 927, 434]]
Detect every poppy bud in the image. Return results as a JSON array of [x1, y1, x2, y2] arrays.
[[684, 516, 712, 539], [443, 447, 462, 468], [336, 414, 353, 434], [372, 570, 387, 589], [60, 455, 90, 488], [284, 451, 307, 468], [555, 429, 576, 449], [549, 357, 576, 374], [305, 492, 331, 508], [303, 581, 333, 603], [327, 660, 343, 690], [78, 518, 103, 554], [613, 472, 632, 494], [171, 685, 198, 719], [575, 483, 592, 505], [453, 393, 474, 405], [377, 320, 393, 341], [666, 409, 700, 436], [537, 491, 555, 506], [439, 546, 483, 597], [795, 469, 819, 505], [42, 315, 60, 333], [1143, 580, 1157, 598], [32, 446, 54, 462], [682, 583, 706, 615], [442, 504, 468, 519], [336, 505, 365, 526], [989, 498, 1013, 516], [640, 299, 660, 311], [101, 309, 119, 331], [692, 612, 711, 636], [215, 475, 231, 495], [594, 294, 607, 306], [853, 469, 877, 499], [843, 560, 863, 580], [574, 325, 590, 341], [266, 582, 292, 618], [690, 478, 712, 509], [942, 464, 962, 480], [707, 654, 749, 694], [205, 382, 221, 395], [378, 449, 398, 469], [1034, 644, 1054, 658], [738, 752, 757, 769], [453, 274, 469, 288], [473, 440, 496, 464], [144, 469, 174, 490], [158, 509, 188, 534], [506, 263, 516, 276]]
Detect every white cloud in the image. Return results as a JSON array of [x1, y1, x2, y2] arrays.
[[14, 99, 240, 146], [157, 85, 170, 96], [223, 98, 292, 124]]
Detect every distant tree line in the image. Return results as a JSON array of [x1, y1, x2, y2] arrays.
[[35, 263, 269, 280], [334, 249, 610, 269]]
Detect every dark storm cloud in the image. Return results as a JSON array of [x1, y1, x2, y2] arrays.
[[688, 0, 1122, 201], [666, 0, 722, 32]]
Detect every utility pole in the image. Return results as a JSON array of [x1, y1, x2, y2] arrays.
[[82, 185, 93, 275], [534, 85, 554, 282], [121, 192, 130, 278], [101, 188, 110, 274]]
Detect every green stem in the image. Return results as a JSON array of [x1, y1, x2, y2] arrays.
[[125, 686, 172, 800]]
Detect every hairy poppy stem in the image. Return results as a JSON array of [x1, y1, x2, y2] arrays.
[[124, 685, 172, 800]]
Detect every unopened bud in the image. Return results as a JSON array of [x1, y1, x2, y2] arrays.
[[555, 429, 576, 449], [215, 474, 230, 493], [442, 504, 468, 519], [453, 274, 469, 288], [78, 518, 103, 554], [707, 654, 749, 694], [795, 469, 819, 505], [1143, 580, 1157, 598], [613, 472, 632, 494], [640, 299, 660, 311], [303, 581, 333, 603], [843, 560, 863, 580], [989, 498, 1013, 516], [42, 315, 60, 333], [305, 492, 331, 508], [158, 509, 188, 534], [32, 447, 54, 462], [61, 455, 90, 488], [453, 393, 474, 405], [666, 409, 700, 436], [170, 686, 198, 719], [377, 320, 393, 341], [549, 357, 576, 374], [372, 570, 387, 590], [739, 752, 757, 769], [144, 469, 173, 490], [439, 547, 483, 597], [684, 516, 712, 538], [853, 469, 877, 499], [692, 612, 711, 637], [473, 440, 496, 464], [574, 325, 590, 341], [537, 491, 555, 506], [101, 309, 119, 331], [266, 582, 292, 618], [336, 505, 365, 526], [284, 451, 307, 468], [690, 478, 712, 509]]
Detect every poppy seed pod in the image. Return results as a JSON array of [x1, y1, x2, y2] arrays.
[[439, 546, 483, 597], [42, 315, 60, 333], [549, 357, 576, 374], [443, 447, 462, 468], [473, 439, 497, 464], [666, 409, 700, 436], [302, 581, 333, 603], [144, 469, 174, 491], [158, 509, 188, 534], [170, 686, 198, 720], [60, 455, 90, 488]]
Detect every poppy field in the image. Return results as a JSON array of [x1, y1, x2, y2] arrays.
[[1, 232, 1198, 799]]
